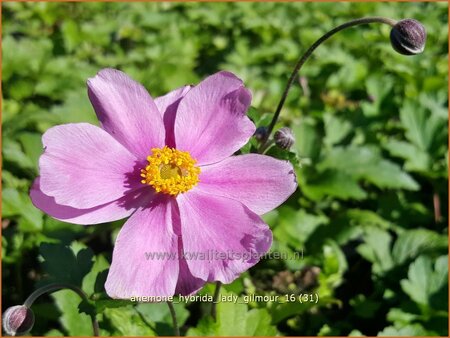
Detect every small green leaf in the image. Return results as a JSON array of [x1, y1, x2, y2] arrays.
[[301, 170, 367, 201], [136, 302, 189, 336], [104, 306, 156, 336], [357, 226, 394, 275], [2, 187, 43, 232], [52, 290, 94, 336], [187, 291, 277, 336], [400, 255, 448, 310], [392, 229, 448, 265], [319, 145, 419, 191], [292, 118, 321, 161], [378, 323, 430, 336]]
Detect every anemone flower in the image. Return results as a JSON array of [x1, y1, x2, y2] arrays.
[[30, 69, 297, 298]]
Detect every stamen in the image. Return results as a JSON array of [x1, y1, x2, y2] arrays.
[[140, 146, 200, 195]]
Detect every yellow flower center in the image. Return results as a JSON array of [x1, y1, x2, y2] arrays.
[[140, 146, 200, 195]]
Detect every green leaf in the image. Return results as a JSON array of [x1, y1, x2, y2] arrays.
[[392, 229, 448, 265], [349, 294, 381, 319], [52, 290, 94, 336], [378, 323, 430, 336], [104, 306, 156, 336], [322, 239, 348, 286], [400, 255, 448, 310], [265, 146, 300, 167], [400, 100, 447, 153], [187, 291, 277, 336], [39, 242, 94, 286], [361, 74, 394, 117], [81, 254, 110, 296], [2, 139, 35, 170], [51, 90, 99, 125], [323, 113, 352, 146], [18, 132, 44, 171], [2, 187, 43, 232], [357, 226, 394, 275], [384, 139, 431, 173], [386, 308, 420, 325], [136, 302, 189, 336], [274, 208, 328, 248], [319, 145, 419, 190], [292, 118, 321, 161], [301, 170, 367, 201]]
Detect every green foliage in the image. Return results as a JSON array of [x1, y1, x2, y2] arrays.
[[2, 1, 448, 337], [188, 291, 277, 336]]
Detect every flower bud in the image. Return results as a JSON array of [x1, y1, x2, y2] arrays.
[[274, 127, 295, 150], [390, 19, 426, 55], [254, 126, 269, 142], [2, 305, 34, 336]]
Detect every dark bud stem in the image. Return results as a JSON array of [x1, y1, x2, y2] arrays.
[[167, 301, 180, 336], [211, 281, 222, 321], [20, 283, 99, 336], [259, 16, 404, 152]]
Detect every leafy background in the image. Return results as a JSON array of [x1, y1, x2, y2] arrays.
[[2, 1, 448, 336]]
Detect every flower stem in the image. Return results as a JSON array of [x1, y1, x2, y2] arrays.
[[211, 281, 222, 321], [259, 16, 397, 151], [167, 301, 180, 336], [23, 283, 99, 336]]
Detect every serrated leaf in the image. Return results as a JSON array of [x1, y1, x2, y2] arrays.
[[136, 302, 189, 336], [400, 255, 448, 309], [104, 306, 156, 336], [378, 323, 430, 336], [301, 170, 367, 201], [357, 226, 394, 275], [384, 139, 431, 173], [82, 254, 110, 296], [392, 229, 448, 265], [319, 145, 419, 190], [187, 291, 277, 336], [18, 132, 44, 172], [323, 114, 352, 146], [2, 140, 35, 170], [292, 118, 321, 161], [274, 208, 328, 248], [39, 242, 94, 286], [2, 187, 43, 231], [400, 100, 447, 153], [52, 289, 94, 336]]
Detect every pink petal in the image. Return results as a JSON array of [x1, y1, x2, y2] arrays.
[[174, 71, 255, 165], [105, 196, 179, 298], [199, 154, 297, 215], [171, 208, 205, 296], [174, 256, 205, 296], [155, 85, 192, 148], [177, 190, 272, 284], [30, 178, 152, 225], [87, 68, 165, 159], [39, 123, 140, 209]]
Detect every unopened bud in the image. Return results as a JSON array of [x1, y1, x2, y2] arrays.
[[274, 127, 295, 150], [2, 305, 34, 336], [254, 126, 269, 142], [390, 19, 426, 55]]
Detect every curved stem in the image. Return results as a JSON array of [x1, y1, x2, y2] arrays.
[[211, 281, 222, 321], [260, 16, 397, 150], [167, 301, 180, 336], [23, 283, 99, 336]]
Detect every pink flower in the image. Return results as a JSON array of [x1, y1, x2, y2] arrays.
[[30, 69, 297, 298]]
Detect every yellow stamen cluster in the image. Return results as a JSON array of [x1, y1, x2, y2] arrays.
[[140, 146, 200, 196]]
